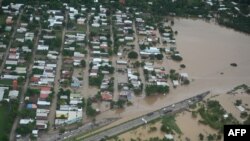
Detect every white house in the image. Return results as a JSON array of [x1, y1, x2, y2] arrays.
[[77, 17, 85, 25], [0, 87, 9, 101], [20, 119, 34, 125], [37, 100, 51, 106], [15, 67, 26, 74], [92, 23, 100, 27], [37, 45, 49, 51], [5, 60, 18, 65]]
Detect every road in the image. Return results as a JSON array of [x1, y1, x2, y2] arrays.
[[110, 16, 119, 101], [9, 12, 42, 141], [132, 22, 146, 95], [78, 91, 210, 141], [48, 11, 68, 131], [81, 14, 90, 98], [0, 9, 23, 74], [38, 118, 119, 141]]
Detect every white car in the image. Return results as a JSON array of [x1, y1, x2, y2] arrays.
[[141, 118, 147, 124]]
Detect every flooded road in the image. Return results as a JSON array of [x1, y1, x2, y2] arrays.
[[93, 18, 250, 133]]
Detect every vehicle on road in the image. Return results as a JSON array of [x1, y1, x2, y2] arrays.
[[146, 112, 154, 116], [141, 118, 147, 124], [162, 108, 173, 114]]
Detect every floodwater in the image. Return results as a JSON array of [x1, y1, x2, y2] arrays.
[[175, 111, 221, 141], [210, 92, 250, 123], [108, 111, 220, 141], [110, 121, 165, 141], [89, 18, 250, 135]]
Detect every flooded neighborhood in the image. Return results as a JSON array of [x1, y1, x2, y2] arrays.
[[0, 0, 249, 141]]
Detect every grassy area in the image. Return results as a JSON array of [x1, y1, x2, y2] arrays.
[[0, 105, 8, 140], [0, 15, 7, 25], [90, 27, 100, 34], [0, 79, 13, 86], [55, 31, 62, 39], [161, 115, 182, 134], [76, 24, 87, 32]]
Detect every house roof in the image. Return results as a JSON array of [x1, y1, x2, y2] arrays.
[[27, 104, 37, 109], [40, 86, 51, 91], [31, 76, 40, 82], [40, 93, 49, 99], [101, 91, 113, 101]]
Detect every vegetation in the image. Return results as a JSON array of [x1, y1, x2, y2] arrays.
[[26, 88, 40, 97], [128, 51, 138, 59], [240, 112, 248, 119], [161, 115, 181, 134], [0, 100, 19, 141], [155, 54, 164, 60], [0, 79, 13, 86], [235, 99, 242, 106], [171, 54, 183, 61], [180, 64, 186, 69], [77, 98, 86, 109], [243, 115, 250, 124], [18, 109, 36, 118], [197, 100, 238, 132], [89, 75, 104, 87], [16, 122, 35, 135], [169, 69, 179, 81], [32, 68, 44, 74], [145, 85, 169, 96], [59, 127, 66, 134], [81, 60, 86, 68], [148, 126, 157, 133], [57, 89, 71, 105], [199, 133, 204, 141], [99, 65, 115, 74], [230, 63, 238, 67], [86, 98, 97, 117], [115, 99, 126, 108]]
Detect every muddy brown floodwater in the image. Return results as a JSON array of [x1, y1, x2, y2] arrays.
[[90, 18, 250, 135]]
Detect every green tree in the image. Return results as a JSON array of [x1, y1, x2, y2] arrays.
[[17, 77, 25, 85], [86, 106, 97, 117], [116, 99, 126, 108], [207, 134, 214, 141], [155, 54, 164, 60], [244, 116, 250, 124], [199, 133, 204, 141], [59, 127, 65, 134], [128, 51, 138, 59], [81, 60, 86, 68]]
